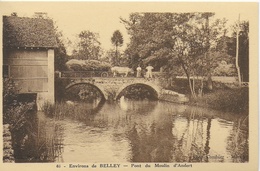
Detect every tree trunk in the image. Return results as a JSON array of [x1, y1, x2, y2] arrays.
[[115, 45, 118, 65], [192, 73, 195, 95], [178, 55, 196, 99], [198, 77, 204, 97], [188, 76, 196, 99], [207, 73, 213, 91], [236, 14, 242, 87], [204, 14, 213, 91]]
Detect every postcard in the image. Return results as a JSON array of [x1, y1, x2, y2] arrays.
[[0, 1, 258, 171]]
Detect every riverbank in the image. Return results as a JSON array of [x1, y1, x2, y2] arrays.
[[162, 77, 248, 114], [188, 87, 249, 114]]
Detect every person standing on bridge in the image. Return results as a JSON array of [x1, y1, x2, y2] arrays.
[[136, 65, 142, 78], [146, 64, 154, 79]]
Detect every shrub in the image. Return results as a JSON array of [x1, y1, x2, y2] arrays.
[[3, 78, 36, 130], [42, 102, 56, 118], [191, 87, 249, 114], [4, 102, 35, 132], [3, 78, 18, 114]]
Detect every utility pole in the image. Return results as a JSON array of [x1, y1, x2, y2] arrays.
[[236, 14, 242, 87]]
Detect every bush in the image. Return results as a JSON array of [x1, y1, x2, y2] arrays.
[[191, 87, 249, 114], [3, 78, 18, 114], [3, 78, 36, 130], [4, 102, 35, 132], [42, 102, 56, 118], [213, 60, 237, 76]]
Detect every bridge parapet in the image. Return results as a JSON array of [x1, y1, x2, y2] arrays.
[[64, 77, 162, 100]]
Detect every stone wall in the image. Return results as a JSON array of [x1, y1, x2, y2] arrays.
[[3, 124, 14, 163], [159, 89, 189, 104]]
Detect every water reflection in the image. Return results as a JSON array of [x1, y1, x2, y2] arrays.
[[226, 116, 249, 162], [15, 100, 249, 163]]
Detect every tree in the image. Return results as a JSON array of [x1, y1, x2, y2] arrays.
[[103, 49, 128, 67], [121, 13, 178, 70], [230, 20, 249, 82], [171, 14, 229, 97], [238, 21, 249, 82], [72, 30, 103, 60], [111, 30, 124, 65], [235, 15, 242, 86], [54, 29, 68, 71], [121, 13, 228, 98]]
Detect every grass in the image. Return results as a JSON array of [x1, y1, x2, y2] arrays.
[[189, 87, 249, 114], [42, 101, 103, 120]]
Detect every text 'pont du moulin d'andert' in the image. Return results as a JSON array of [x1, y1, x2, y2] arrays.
[[63, 163, 193, 169]]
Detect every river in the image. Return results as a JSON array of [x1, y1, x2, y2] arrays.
[[14, 98, 248, 163]]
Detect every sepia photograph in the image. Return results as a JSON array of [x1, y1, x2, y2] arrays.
[[0, 1, 258, 171]]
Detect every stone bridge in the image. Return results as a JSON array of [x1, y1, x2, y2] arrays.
[[65, 77, 162, 100], [58, 71, 189, 103]]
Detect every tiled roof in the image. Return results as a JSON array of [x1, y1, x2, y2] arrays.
[[3, 16, 57, 48]]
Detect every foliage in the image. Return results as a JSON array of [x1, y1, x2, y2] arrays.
[[212, 60, 237, 76], [4, 102, 35, 132], [66, 59, 111, 71], [3, 79, 18, 114], [190, 87, 248, 114], [215, 35, 236, 56], [42, 101, 103, 120], [121, 13, 177, 70], [121, 12, 230, 98], [111, 30, 124, 48], [71, 30, 103, 60], [125, 51, 142, 70], [3, 78, 35, 131], [103, 49, 129, 67], [213, 20, 249, 81], [42, 102, 56, 118], [11, 104, 61, 162], [110, 30, 124, 66], [231, 20, 249, 82], [54, 28, 68, 71], [238, 21, 249, 82], [28, 13, 68, 71]]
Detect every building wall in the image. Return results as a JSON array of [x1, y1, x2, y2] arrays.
[[3, 48, 55, 109]]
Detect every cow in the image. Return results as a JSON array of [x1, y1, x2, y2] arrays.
[[111, 66, 134, 77]]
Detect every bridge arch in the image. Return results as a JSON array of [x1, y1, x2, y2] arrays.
[[115, 82, 161, 100], [65, 82, 108, 100]]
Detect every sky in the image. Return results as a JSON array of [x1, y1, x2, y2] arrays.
[[0, 2, 256, 55]]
